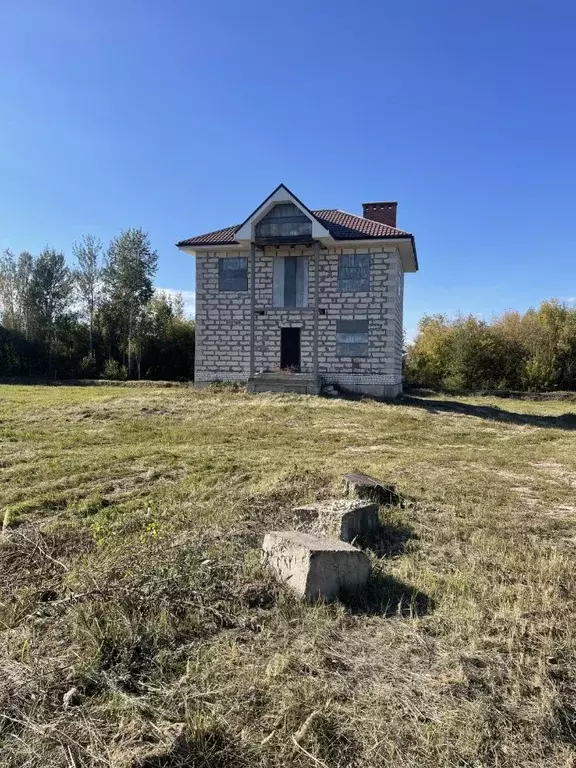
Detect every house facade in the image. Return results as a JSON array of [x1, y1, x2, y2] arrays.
[[177, 184, 418, 398]]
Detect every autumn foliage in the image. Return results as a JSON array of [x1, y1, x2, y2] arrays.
[[405, 300, 576, 392]]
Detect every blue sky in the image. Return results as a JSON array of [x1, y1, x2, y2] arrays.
[[1, 1, 575, 337]]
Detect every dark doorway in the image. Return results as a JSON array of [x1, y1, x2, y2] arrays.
[[280, 327, 301, 371]]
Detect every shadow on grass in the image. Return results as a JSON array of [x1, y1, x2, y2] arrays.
[[356, 519, 417, 559], [400, 395, 576, 431], [136, 727, 247, 768], [343, 571, 434, 618], [327, 387, 576, 430], [345, 518, 432, 618]]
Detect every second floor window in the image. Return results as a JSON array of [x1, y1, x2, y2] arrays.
[[338, 253, 370, 293], [219, 257, 248, 292], [273, 256, 309, 307]]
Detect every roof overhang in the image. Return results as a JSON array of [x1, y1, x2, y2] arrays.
[[179, 242, 244, 256], [178, 236, 417, 271], [235, 183, 332, 246], [396, 236, 418, 272]]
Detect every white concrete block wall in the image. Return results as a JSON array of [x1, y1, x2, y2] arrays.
[[195, 245, 405, 394], [195, 251, 251, 382], [316, 247, 401, 390], [390, 252, 404, 379], [254, 246, 315, 373]]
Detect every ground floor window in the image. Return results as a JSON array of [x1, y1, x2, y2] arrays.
[[336, 319, 369, 357]]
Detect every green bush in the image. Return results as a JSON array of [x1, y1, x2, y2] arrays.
[[101, 358, 128, 381], [405, 300, 576, 392], [80, 355, 98, 379]]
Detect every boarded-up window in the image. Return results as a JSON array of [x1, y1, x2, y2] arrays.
[[255, 203, 312, 241], [219, 257, 248, 292], [338, 253, 370, 292], [273, 256, 308, 307], [336, 320, 369, 357]]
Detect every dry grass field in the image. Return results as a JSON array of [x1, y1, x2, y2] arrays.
[[1, 384, 576, 767]]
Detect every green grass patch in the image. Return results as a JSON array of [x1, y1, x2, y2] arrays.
[[1, 385, 576, 766]]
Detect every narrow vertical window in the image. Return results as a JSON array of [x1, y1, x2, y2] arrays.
[[284, 256, 297, 308], [273, 256, 308, 307]]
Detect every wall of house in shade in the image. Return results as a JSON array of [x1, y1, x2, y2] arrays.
[[193, 245, 405, 396], [193, 252, 251, 382]]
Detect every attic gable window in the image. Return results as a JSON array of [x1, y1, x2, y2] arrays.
[[338, 253, 370, 293], [336, 320, 369, 357], [218, 257, 248, 292], [255, 203, 312, 242]]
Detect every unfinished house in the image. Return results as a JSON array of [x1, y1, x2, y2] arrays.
[[177, 184, 418, 397]]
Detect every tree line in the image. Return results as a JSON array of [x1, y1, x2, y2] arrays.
[[0, 229, 194, 380], [405, 300, 576, 392]]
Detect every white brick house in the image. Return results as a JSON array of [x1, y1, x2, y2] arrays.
[[177, 184, 418, 398]]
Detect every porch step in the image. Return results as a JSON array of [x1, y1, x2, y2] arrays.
[[247, 373, 322, 395]]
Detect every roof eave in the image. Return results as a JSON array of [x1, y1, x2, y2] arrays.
[[177, 241, 242, 255], [394, 236, 418, 272], [177, 234, 418, 271]]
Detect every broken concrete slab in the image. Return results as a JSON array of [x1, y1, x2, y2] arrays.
[[292, 499, 379, 543], [262, 530, 370, 602], [343, 472, 398, 505]]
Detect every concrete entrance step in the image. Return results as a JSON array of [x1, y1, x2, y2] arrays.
[[247, 372, 322, 395]]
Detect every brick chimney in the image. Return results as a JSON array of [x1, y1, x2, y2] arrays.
[[362, 201, 398, 228]]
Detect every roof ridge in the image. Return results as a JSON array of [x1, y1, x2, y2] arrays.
[[313, 208, 409, 235]]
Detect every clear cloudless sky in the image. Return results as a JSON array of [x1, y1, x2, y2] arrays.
[[1, 0, 575, 335]]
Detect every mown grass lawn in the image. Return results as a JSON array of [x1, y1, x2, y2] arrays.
[[1, 385, 576, 767]]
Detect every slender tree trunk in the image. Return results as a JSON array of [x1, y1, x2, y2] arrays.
[[127, 306, 132, 377]]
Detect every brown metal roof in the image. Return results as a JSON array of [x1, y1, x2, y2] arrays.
[[177, 209, 412, 247]]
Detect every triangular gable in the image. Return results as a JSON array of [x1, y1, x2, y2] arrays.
[[235, 184, 331, 243]]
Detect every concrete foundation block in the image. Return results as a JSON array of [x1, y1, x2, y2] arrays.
[[262, 531, 370, 602], [292, 499, 379, 543], [343, 473, 398, 505], [247, 373, 322, 396]]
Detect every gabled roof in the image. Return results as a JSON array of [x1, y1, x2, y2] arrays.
[[234, 183, 330, 242], [177, 208, 412, 247], [176, 183, 418, 272]]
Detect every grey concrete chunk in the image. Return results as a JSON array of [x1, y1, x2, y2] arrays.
[[262, 530, 370, 602], [343, 472, 398, 504], [292, 499, 379, 543]]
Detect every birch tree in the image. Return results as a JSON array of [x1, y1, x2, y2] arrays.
[[29, 248, 73, 363], [73, 234, 103, 356], [0, 250, 18, 329], [0, 249, 34, 336], [103, 228, 158, 378]]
